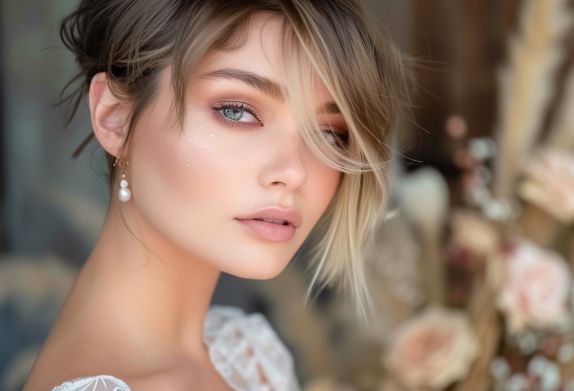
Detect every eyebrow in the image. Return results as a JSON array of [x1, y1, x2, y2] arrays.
[[201, 68, 284, 101], [199, 67, 341, 114]]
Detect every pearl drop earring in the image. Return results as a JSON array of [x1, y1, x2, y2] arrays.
[[114, 157, 132, 202], [119, 173, 132, 202]]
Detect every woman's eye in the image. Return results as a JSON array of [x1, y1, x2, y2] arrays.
[[322, 129, 349, 150], [221, 107, 254, 122], [213, 102, 261, 125]]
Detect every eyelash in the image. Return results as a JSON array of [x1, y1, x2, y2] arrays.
[[211, 101, 349, 149]]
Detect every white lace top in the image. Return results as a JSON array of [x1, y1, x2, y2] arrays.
[[52, 306, 301, 391]]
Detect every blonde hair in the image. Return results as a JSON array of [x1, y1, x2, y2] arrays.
[[60, 0, 411, 319]]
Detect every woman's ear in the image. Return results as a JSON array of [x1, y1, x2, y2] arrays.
[[88, 72, 131, 157]]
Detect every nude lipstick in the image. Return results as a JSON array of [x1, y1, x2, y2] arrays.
[[235, 207, 302, 242]]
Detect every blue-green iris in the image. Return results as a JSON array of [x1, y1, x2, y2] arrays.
[[223, 107, 244, 121]]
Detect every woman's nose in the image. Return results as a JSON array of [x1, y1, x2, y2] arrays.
[[258, 125, 308, 192]]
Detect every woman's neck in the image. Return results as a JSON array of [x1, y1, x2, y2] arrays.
[[68, 199, 221, 364]]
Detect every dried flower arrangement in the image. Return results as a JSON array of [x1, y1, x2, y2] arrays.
[[379, 0, 574, 388]]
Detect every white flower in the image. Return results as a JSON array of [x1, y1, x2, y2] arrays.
[[519, 148, 574, 224], [498, 240, 571, 332], [384, 307, 478, 389]]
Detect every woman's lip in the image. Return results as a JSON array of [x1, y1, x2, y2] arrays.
[[235, 218, 296, 242], [235, 206, 302, 228]]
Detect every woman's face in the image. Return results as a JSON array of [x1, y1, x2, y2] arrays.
[[128, 13, 344, 279]]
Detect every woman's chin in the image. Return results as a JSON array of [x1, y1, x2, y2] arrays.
[[221, 258, 290, 280]]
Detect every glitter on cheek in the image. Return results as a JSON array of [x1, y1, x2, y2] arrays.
[[178, 119, 220, 170], [186, 120, 216, 149]]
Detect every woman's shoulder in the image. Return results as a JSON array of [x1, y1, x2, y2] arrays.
[[52, 305, 300, 391]]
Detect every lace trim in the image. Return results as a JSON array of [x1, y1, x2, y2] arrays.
[[52, 375, 129, 391], [204, 306, 300, 391]]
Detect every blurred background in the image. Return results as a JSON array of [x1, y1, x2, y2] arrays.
[[1, 0, 574, 390]]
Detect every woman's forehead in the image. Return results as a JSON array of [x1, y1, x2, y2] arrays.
[[192, 14, 287, 85], [191, 49, 334, 109]]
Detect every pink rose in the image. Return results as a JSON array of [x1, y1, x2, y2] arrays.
[[384, 307, 478, 389], [519, 148, 574, 224], [498, 240, 571, 332]]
